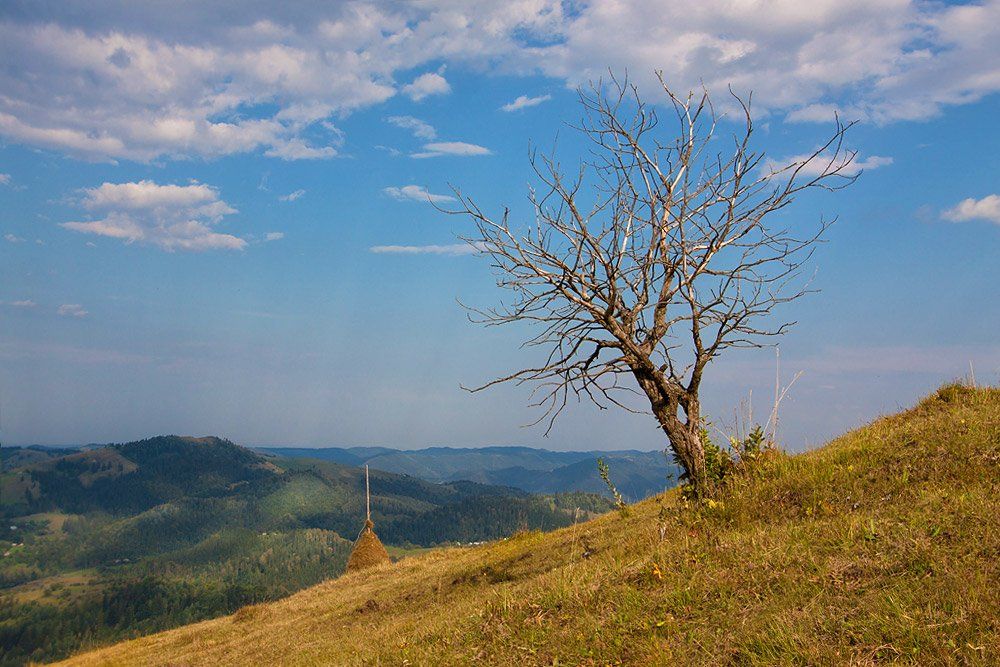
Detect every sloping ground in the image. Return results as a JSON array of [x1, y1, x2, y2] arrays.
[[58, 386, 999, 666]]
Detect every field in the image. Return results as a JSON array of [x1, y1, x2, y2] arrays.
[[58, 385, 1000, 665]]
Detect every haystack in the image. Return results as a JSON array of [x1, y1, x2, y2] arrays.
[[346, 465, 390, 572], [347, 519, 390, 571]]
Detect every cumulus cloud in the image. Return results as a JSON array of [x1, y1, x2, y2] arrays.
[[382, 185, 455, 203], [0, 16, 383, 161], [849, 155, 895, 173], [57, 303, 88, 318], [942, 195, 1000, 226], [264, 231, 285, 241], [6, 299, 36, 308], [61, 180, 246, 251], [370, 243, 481, 256], [501, 94, 552, 112], [4, 233, 25, 243], [264, 138, 338, 160], [386, 115, 436, 139], [411, 141, 491, 159], [765, 152, 893, 177], [401, 71, 450, 101], [279, 189, 305, 202], [0, 173, 10, 185], [0, 1, 997, 164], [534, 0, 1000, 124]]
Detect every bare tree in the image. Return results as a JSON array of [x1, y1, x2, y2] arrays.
[[449, 74, 857, 495]]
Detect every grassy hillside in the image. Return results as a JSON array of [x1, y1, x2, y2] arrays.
[[60, 385, 1000, 666], [1, 437, 610, 665]]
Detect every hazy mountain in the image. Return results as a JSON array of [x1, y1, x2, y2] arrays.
[[257, 445, 678, 501], [0, 445, 80, 472], [1, 436, 607, 544]]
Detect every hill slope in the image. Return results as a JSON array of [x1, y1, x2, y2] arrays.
[[0, 446, 79, 473], [59, 385, 1000, 666]]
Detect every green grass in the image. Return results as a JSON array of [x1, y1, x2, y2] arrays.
[[5, 569, 97, 605], [57, 385, 1000, 666]]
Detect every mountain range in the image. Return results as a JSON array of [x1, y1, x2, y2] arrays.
[[256, 445, 678, 501]]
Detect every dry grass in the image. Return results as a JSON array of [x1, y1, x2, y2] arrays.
[[56, 386, 1000, 666]]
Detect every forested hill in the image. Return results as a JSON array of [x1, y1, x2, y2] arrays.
[[0, 436, 612, 666], [257, 444, 678, 501], [1, 446, 79, 472], [5, 436, 277, 515]]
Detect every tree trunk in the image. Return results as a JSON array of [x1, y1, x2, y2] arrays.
[[653, 404, 707, 493], [630, 363, 708, 494]]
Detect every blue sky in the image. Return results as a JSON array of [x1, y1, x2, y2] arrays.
[[1, 1, 998, 450]]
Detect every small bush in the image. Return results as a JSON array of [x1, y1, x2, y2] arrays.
[[936, 382, 972, 403], [703, 428, 735, 488], [597, 458, 629, 517], [674, 423, 778, 502]]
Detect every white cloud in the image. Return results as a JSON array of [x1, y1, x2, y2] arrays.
[[4, 233, 25, 243], [411, 141, 491, 159], [387, 115, 436, 139], [501, 94, 552, 112], [61, 180, 246, 251], [942, 194, 1000, 226], [6, 300, 36, 308], [57, 303, 89, 318], [0, 173, 10, 185], [0, 339, 152, 365], [0, 1, 997, 164], [0, 16, 388, 161], [370, 243, 481, 256], [279, 189, 306, 202], [264, 139, 338, 160], [401, 71, 451, 101], [264, 231, 285, 241], [535, 0, 1000, 124], [765, 152, 893, 177], [382, 185, 455, 204], [847, 155, 894, 173]]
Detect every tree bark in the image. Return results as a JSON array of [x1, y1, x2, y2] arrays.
[[656, 410, 706, 493], [630, 363, 708, 493]]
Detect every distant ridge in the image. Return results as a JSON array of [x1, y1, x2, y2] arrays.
[[256, 445, 678, 501]]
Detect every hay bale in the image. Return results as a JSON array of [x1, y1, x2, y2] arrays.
[[347, 519, 390, 572]]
